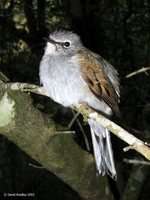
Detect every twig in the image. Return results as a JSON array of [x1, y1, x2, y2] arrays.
[[54, 130, 75, 134], [124, 145, 134, 152], [123, 158, 150, 165], [0, 71, 10, 83], [125, 67, 150, 78], [1, 81, 150, 161], [67, 111, 80, 129], [28, 163, 44, 169], [71, 110, 90, 151]]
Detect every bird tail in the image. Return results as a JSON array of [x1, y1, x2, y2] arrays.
[[88, 118, 117, 179]]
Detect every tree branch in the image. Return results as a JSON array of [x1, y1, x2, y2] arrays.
[[3, 82, 48, 96], [125, 67, 150, 78], [123, 158, 150, 165], [1, 81, 150, 162], [77, 105, 150, 161], [0, 83, 113, 200]]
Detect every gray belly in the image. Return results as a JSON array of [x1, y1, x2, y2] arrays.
[[39, 55, 112, 115]]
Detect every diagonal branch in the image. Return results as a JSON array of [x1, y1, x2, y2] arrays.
[[125, 67, 150, 78], [1, 81, 150, 162], [77, 105, 150, 161]]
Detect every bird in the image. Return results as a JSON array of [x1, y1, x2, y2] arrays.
[[39, 30, 120, 179]]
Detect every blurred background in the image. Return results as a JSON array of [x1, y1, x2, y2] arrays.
[[0, 0, 150, 199]]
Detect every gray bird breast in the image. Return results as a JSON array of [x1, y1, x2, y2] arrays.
[[39, 54, 112, 115]]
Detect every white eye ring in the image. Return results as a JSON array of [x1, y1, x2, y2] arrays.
[[63, 41, 71, 48]]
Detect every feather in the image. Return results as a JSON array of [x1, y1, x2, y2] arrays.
[[76, 50, 120, 117], [88, 118, 117, 179]]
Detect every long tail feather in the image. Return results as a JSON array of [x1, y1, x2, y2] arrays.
[[88, 118, 117, 179]]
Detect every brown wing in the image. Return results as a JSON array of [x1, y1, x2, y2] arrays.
[[76, 50, 120, 116]]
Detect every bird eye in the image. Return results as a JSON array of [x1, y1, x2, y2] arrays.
[[63, 41, 71, 48]]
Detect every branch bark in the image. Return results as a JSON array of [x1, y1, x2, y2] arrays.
[[0, 83, 114, 200], [2, 81, 150, 162], [77, 105, 150, 161]]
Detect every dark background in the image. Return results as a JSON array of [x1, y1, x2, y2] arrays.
[[0, 0, 150, 199]]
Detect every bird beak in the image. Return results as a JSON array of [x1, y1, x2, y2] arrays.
[[44, 37, 63, 51], [44, 37, 56, 44]]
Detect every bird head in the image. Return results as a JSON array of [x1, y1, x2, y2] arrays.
[[44, 30, 84, 56]]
